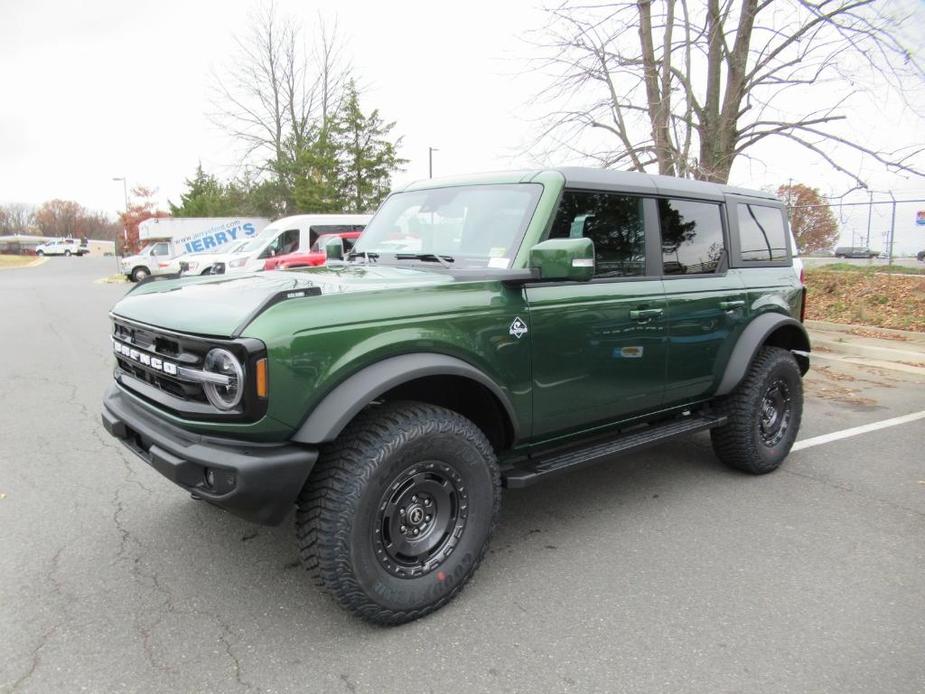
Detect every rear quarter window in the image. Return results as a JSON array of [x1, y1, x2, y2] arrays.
[[736, 204, 789, 262]]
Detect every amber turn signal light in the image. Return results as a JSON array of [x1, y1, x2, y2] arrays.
[[255, 358, 268, 399]]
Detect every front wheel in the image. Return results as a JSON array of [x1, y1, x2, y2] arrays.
[[131, 266, 149, 282], [711, 346, 803, 474], [296, 402, 501, 625], [64, 250, 71, 256]]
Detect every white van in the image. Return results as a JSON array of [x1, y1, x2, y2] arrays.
[[213, 214, 371, 275]]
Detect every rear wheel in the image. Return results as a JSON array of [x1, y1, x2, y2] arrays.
[[64, 250, 71, 256], [711, 346, 803, 474], [296, 401, 501, 625], [36, 250, 44, 256]]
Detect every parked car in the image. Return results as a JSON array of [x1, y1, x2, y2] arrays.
[[102, 167, 809, 625], [833, 246, 878, 258], [263, 231, 362, 270], [211, 214, 370, 275], [35, 238, 89, 256], [164, 240, 251, 276]]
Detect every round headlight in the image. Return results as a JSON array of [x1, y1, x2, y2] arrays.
[[203, 348, 244, 410]]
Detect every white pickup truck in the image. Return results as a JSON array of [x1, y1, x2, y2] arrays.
[[35, 238, 89, 256]]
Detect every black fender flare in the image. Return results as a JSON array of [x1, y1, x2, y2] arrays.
[[291, 353, 520, 444], [716, 314, 811, 396]]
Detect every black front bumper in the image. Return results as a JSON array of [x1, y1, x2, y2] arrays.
[[101, 385, 318, 525]]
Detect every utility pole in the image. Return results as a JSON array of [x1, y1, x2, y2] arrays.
[[887, 191, 897, 268], [428, 147, 439, 179], [865, 189, 873, 248]]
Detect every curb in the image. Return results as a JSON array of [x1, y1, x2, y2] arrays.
[[805, 319, 925, 343], [810, 335, 925, 364]]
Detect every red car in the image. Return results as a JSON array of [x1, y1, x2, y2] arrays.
[[263, 231, 362, 270]]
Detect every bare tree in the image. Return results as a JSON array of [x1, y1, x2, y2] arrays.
[[210, 4, 350, 179], [528, 0, 925, 186], [0, 203, 36, 235]]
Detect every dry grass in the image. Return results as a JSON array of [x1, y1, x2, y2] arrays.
[[805, 269, 925, 333], [0, 255, 39, 269]]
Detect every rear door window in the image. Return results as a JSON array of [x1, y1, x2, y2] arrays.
[[736, 204, 788, 262], [658, 199, 725, 275]]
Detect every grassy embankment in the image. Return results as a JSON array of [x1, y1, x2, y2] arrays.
[[0, 255, 39, 269], [805, 264, 925, 332]]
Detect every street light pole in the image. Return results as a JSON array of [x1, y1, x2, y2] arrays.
[[428, 147, 439, 179], [112, 177, 129, 265]]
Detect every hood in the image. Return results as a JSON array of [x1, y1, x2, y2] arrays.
[[111, 263, 452, 337]]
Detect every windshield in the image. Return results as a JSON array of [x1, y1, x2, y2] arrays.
[[353, 184, 543, 268]]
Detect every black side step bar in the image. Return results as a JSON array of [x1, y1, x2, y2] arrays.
[[503, 414, 726, 489]]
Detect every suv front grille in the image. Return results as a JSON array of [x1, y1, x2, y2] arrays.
[[110, 317, 266, 422]]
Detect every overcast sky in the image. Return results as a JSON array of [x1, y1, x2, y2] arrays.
[[2, 0, 924, 251]]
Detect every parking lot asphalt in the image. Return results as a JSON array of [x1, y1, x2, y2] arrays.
[[1, 257, 923, 694]]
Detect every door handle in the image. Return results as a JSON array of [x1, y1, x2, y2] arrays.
[[629, 308, 664, 321], [719, 300, 745, 311]]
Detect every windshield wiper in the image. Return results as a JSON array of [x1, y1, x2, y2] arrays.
[[346, 251, 379, 263], [394, 253, 455, 268]]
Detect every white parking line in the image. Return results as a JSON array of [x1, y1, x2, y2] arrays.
[[792, 410, 925, 452]]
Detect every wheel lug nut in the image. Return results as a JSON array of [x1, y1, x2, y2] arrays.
[[399, 508, 405, 516], [400, 525, 407, 533], [413, 529, 419, 536], [424, 498, 431, 506], [411, 495, 418, 502]]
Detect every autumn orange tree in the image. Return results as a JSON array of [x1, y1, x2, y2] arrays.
[[778, 183, 839, 254], [118, 186, 168, 255]]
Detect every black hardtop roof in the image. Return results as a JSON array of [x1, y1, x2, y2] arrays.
[[549, 167, 779, 203]]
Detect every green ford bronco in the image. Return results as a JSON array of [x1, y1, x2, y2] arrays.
[[101, 168, 809, 624]]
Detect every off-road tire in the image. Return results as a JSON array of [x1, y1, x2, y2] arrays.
[[711, 346, 803, 474], [296, 401, 501, 625], [131, 266, 149, 282]]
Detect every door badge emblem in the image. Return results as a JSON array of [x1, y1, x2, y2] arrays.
[[509, 317, 528, 339]]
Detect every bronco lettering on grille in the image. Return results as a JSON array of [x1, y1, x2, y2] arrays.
[[113, 339, 178, 375]]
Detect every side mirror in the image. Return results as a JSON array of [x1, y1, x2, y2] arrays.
[[324, 237, 344, 261], [528, 238, 594, 282]]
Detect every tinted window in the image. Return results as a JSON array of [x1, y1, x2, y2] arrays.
[[151, 242, 169, 256], [737, 204, 788, 261], [659, 199, 724, 274], [549, 191, 645, 277], [260, 229, 300, 258]]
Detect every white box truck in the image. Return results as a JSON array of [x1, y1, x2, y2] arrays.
[[120, 217, 268, 282]]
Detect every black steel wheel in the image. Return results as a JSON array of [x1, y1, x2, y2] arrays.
[[374, 462, 469, 578], [296, 401, 501, 625], [711, 346, 803, 474], [758, 378, 792, 448]]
